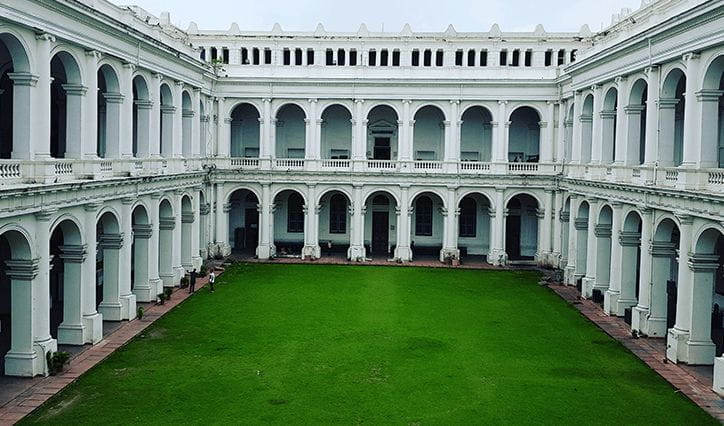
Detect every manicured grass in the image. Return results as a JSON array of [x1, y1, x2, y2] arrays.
[[22, 263, 714, 424]]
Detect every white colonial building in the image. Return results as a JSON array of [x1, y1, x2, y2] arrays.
[[0, 0, 723, 393]]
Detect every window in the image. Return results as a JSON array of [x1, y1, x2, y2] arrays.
[[329, 194, 347, 234], [253, 48, 261, 65], [467, 49, 475, 66], [283, 48, 291, 65], [415, 196, 433, 236], [210, 47, 218, 61], [307, 49, 315, 65], [200, 47, 206, 61], [455, 49, 463, 66], [369, 49, 377, 66], [423, 49, 432, 67], [435, 49, 444, 66], [264, 48, 272, 64], [287, 193, 304, 233], [326, 49, 334, 65], [544, 50, 552, 66], [241, 48, 249, 64], [459, 198, 477, 237], [349, 49, 357, 66], [499, 49, 508, 66], [524, 50, 532, 67], [337, 49, 346, 66], [479, 50, 487, 66], [511, 49, 520, 66], [295, 48, 303, 65], [557, 49, 565, 66], [570, 49, 578, 63], [222, 48, 230, 64], [412, 49, 420, 66], [392, 50, 400, 66], [380, 49, 389, 66]]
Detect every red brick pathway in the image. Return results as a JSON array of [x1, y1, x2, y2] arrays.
[[549, 284, 724, 422], [0, 270, 222, 425]]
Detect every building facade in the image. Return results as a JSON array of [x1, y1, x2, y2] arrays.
[[0, 0, 723, 390]]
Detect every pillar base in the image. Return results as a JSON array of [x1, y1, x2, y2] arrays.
[[4, 350, 40, 377], [712, 357, 724, 396], [149, 278, 163, 298], [57, 323, 86, 346], [604, 289, 620, 315], [120, 293, 137, 320], [83, 312, 104, 344], [302, 244, 321, 260], [681, 339, 716, 365], [631, 306, 649, 335], [211, 243, 231, 259], [33, 337, 57, 376], [199, 247, 209, 260], [395, 246, 412, 262], [160, 272, 175, 288], [192, 255, 203, 269], [256, 244, 274, 260], [173, 265, 185, 284], [347, 245, 366, 262], [564, 265, 576, 285], [98, 301, 123, 321], [133, 282, 155, 303], [643, 315, 669, 337], [488, 249, 507, 266], [581, 277, 596, 298], [439, 248, 460, 264], [667, 328, 690, 364], [616, 298, 638, 317]]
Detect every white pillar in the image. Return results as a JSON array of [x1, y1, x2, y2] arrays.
[[33, 210, 57, 375], [683, 253, 718, 365], [564, 195, 579, 284], [172, 191, 184, 282], [217, 98, 229, 157], [147, 193, 162, 297], [4, 258, 41, 377], [643, 66, 660, 166], [172, 81, 184, 158], [613, 76, 629, 165], [540, 189, 554, 264], [399, 100, 413, 163], [118, 198, 136, 319], [81, 50, 100, 160], [303, 184, 321, 259], [132, 222, 153, 302], [667, 214, 694, 363], [632, 209, 655, 334], [192, 88, 202, 157], [540, 101, 555, 163], [581, 199, 599, 298], [489, 187, 507, 265], [571, 91, 583, 164], [681, 53, 701, 168], [590, 85, 603, 164], [119, 63, 135, 158], [191, 189, 202, 268], [257, 183, 274, 259], [394, 186, 412, 261], [348, 184, 366, 261], [8, 72, 37, 160], [97, 232, 123, 321], [604, 203, 624, 313], [33, 34, 55, 160], [56, 244, 86, 345], [81, 203, 102, 344], [214, 183, 231, 256], [440, 186, 459, 261]]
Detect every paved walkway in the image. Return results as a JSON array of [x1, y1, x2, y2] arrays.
[[0, 269, 222, 425], [549, 284, 724, 422]]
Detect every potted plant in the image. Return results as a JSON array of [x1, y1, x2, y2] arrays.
[[180, 276, 189, 289], [157, 292, 166, 305], [199, 265, 208, 278], [164, 287, 173, 301], [137, 306, 144, 320], [46, 351, 70, 375]]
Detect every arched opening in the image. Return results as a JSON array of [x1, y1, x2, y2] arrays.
[[275, 104, 306, 159], [574, 201, 590, 288], [614, 211, 641, 318], [159, 84, 174, 158], [230, 103, 260, 158], [181, 91, 193, 157], [687, 228, 724, 364], [321, 105, 352, 160], [132, 76, 151, 158], [508, 107, 540, 163], [590, 205, 613, 302], [158, 199, 175, 287], [700, 56, 724, 168], [50, 219, 84, 344], [364, 192, 398, 259], [627, 79, 648, 165], [318, 191, 351, 258], [131, 206, 153, 302], [229, 189, 259, 255], [0, 230, 33, 376], [580, 95, 594, 164], [181, 195, 194, 271], [601, 88, 618, 164], [457, 193, 492, 263], [273, 190, 305, 257], [50, 52, 83, 159], [0, 33, 31, 160], [96, 212, 123, 321], [460, 106, 493, 162], [97, 64, 121, 158], [649, 218, 680, 337], [660, 68, 686, 167], [505, 194, 539, 261], [413, 106, 445, 162], [410, 192, 445, 260], [366, 105, 399, 161]]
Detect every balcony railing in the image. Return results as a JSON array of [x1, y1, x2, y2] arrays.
[[366, 160, 399, 171], [230, 158, 260, 168], [273, 158, 305, 169], [321, 159, 350, 169], [507, 163, 539, 173], [413, 160, 443, 171], [460, 161, 491, 173]]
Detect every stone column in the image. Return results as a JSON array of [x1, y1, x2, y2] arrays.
[[348, 184, 366, 261], [668, 214, 694, 363], [81, 50, 100, 160], [683, 253, 719, 365], [97, 233, 123, 321], [3, 258, 41, 377], [119, 198, 136, 320], [191, 189, 202, 268], [540, 101, 555, 163], [616, 229, 641, 315], [192, 88, 202, 157], [160, 105, 175, 158], [556, 99, 567, 163], [492, 100, 508, 164], [540, 189, 554, 265], [399, 100, 413, 164], [63, 84, 87, 160], [445, 100, 460, 168], [216, 97, 228, 157], [681, 53, 701, 168], [257, 183, 274, 259], [148, 193, 163, 297], [260, 98, 273, 168], [132, 223, 153, 302], [632, 208, 655, 334], [613, 76, 629, 165], [305, 99, 320, 171], [7, 72, 38, 160], [150, 74, 162, 158], [623, 105, 645, 165], [172, 81, 184, 158], [33, 210, 57, 370], [590, 85, 603, 165], [302, 185, 321, 259], [564, 195, 579, 285], [440, 186, 459, 262], [158, 210, 176, 288], [604, 203, 624, 313], [645, 239, 676, 337], [643, 66, 660, 166], [573, 207, 588, 283], [552, 190, 563, 266], [696, 90, 724, 168], [134, 100, 153, 158], [119, 63, 135, 158], [80, 203, 102, 343], [570, 91, 583, 164], [581, 199, 599, 298], [593, 220, 612, 295], [172, 191, 184, 282], [599, 110, 616, 164], [57, 244, 87, 345], [33, 34, 55, 160], [214, 183, 231, 256], [394, 186, 412, 261], [489, 188, 507, 265], [352, 99, 366, 171]]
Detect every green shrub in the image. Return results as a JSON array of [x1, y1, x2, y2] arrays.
[[157, 293, 166, 304], [164, 288, 173, 300], [199, 265, 208, 277], [46, 351, 70, 375], [137, 306, 144, 320]]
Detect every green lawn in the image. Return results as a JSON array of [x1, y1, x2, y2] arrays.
[[22, 263, 714, 424]]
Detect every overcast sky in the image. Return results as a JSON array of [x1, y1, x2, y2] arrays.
[[109, 0, 641, 33]]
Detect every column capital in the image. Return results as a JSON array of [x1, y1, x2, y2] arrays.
[[497, 100, 508, 105], [103, 92, 125, 103], [650, 241, 676, 257], [449, 99, 461, 105], [623, 105, 645, 115], [644, 65, 659, 74], [695, 89, 724, 102], [614, 75, 627, 84], [132, 224, 153, 239], [682, 52, 700, 63], [193, 87, 202, 93], [308, 98, 318, 104], [135, 100, 153, 109], [262, 98, 272, 104], [688, 253, 719, 272], [538, 121, 548, 128], [35, 209, 57, 222], [84, 49, 102, 60], [153, 73, 164, 81], [402, 99, 413, 105], [62, 84, 88, 96], [59, 244, 88, 263], [174, 80, 185, 88], [121, 197, 135, 205], [595, 224, 612, 237], [98, 234, 123, 250], [159, 217, 176, 230], [122, 62, 136, 72], [354, 98, 365, 104], [590, 84, 601, 92], [5, 259, 40, 280], [675, 213, 694, 225], [7, 72, 39, 87], [150, 192, 163, 200], [36, 33, 56, 43], [84, 202, 103, 212]]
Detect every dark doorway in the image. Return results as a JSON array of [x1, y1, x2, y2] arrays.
[[372, 212, 389, 255], [374, 138, 391, 160], [0, 236, 11, 375], [506, 215, 522, 260], [245, 208, 259, 251], [666, 280, 677, 330], [50, 230, 65, 339]]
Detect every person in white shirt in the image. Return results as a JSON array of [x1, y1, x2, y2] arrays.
[[208, 270, 215, 292]]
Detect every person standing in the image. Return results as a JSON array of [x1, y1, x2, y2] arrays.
[[208, 270, 215, 292], [188, 268, 197, 293]]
